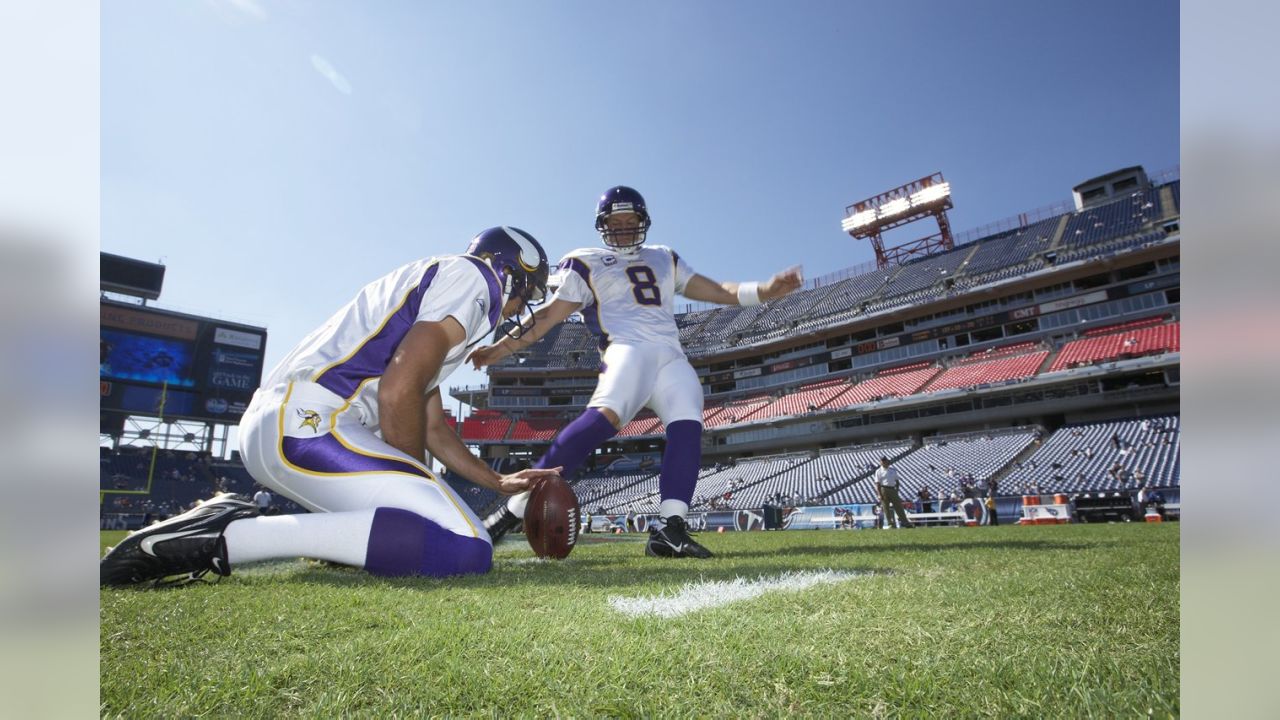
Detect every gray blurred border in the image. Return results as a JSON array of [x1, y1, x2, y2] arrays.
[[1183, 0, 1280, 717], [2, 0, 1273, 715], [0, 1, 100, 716]]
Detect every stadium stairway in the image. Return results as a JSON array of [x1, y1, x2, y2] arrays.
[[1045, 213, 1071, 251], [1035, 345, 1060, 376], [1158, 184, 1178, 219], [986, 428, 1049, 491]]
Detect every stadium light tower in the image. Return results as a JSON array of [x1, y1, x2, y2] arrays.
[[841, 172, 955, 269]]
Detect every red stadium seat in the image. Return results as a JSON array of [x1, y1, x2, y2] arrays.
[[831, 365, 942, 407], [509, 416, 564, 441], [924, 350, 1049, 392], [460, 415, 512, 441], [1050, 322, 1180, 372]]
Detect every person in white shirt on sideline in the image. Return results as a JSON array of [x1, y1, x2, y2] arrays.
[[874, 456, 915, 529], [252, 487, 274, 516]]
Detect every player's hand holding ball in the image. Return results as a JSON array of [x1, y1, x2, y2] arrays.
[[496, 466, 564, 494]]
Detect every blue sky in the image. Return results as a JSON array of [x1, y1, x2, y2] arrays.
[[102, 1, 1179, 414]]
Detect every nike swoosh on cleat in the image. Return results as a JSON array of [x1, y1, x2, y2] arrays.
[[139, 529, 205, 557]]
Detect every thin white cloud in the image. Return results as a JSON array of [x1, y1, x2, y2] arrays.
[[310, 54, 353, 95], [221, 0, 267, 21]]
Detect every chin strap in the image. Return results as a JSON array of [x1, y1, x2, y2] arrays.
[[505, 300, 539, 342], [474, 290, 542, 350]]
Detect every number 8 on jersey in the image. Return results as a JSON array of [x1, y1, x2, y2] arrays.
[[626, 266, 662, 306]]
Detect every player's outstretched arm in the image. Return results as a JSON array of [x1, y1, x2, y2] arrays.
[[681, 265, 804, 306], [467, 298, 582, 369], [423, 388, 563, 494], [380, 318, 463, 463]]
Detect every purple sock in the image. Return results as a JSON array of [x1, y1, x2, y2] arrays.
[[364, 507, 492, 577], [659, 420, 703, 505], [534, 407, 618, 479]]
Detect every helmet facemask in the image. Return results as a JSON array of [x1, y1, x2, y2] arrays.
[[596, 208, 650, 254], [497, 264, 548, 343]]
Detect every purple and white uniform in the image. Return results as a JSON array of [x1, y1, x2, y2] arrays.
[[552, 244, 704, 426], [238, 254, 500, 545]]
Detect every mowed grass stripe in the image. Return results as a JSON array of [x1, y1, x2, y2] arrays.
[[100, 523, 1179, 718]]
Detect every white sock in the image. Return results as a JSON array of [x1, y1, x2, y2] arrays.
[[507, 490, 531, 519], [658, 499, 689, 522], [223, 510, 376, 568]]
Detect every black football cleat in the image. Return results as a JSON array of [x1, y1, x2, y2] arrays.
[[645, 515, 714, 559], [483, 506, 523, 545], [100, 493, 260, 587]]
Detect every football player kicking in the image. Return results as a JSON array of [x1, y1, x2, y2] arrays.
[[101, 228, 563, 586], [469, 186, 802, 559]]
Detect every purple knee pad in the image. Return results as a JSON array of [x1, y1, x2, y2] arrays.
[[364, 507, 492, 577]]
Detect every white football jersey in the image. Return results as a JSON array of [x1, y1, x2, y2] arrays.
[[551, 245, 695, 351], [263, 254, 502, 424]]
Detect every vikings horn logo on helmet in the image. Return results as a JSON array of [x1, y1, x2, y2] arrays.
[[500, 226, 541, 273]]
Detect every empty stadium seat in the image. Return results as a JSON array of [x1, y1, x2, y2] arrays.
[[1004, 416, 1180, 494], [1049, 322, 1180, 372], [923, 349, 1048, 392]]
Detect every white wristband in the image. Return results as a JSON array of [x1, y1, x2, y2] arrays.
[[737, 281, 762, 306]]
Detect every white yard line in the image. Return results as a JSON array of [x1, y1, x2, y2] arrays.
[[608, 569, 866, 618]]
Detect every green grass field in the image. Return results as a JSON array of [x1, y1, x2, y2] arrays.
[[100, 523, 1179, 718]]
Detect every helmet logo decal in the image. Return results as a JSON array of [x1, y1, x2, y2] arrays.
[[501, 226, 542, 272]]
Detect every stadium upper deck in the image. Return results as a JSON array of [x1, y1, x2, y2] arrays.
[[451, 175, 1180, 457], [470, 178, 1177, 373]]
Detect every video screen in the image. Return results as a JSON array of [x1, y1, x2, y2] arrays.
[[100, 329, 197, 387]]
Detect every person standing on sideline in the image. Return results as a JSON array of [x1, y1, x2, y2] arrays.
[[252, 486, 275, 516], [916, 484, 935, 514], [875, 456, 915, 529], [471, 185, 803, 558], [101, 227, 561, 586]]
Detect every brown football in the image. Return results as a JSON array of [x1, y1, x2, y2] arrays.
[[523, 474, 579, 559]]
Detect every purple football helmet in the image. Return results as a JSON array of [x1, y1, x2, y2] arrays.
[[595, 185, 651, 253], [466, 226, 549, 307]]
